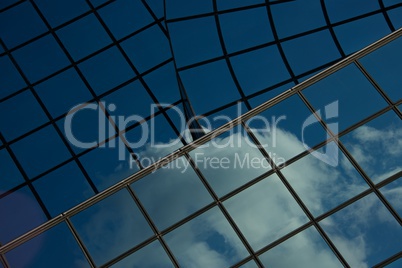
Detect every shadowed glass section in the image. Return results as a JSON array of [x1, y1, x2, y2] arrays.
[[359, 36, 402, 102], [320, 193, 402, 267], [164, 207, 249, 267], [131, 157, 212, 230], [302, 64, 387, 134], [258, 226, 342, 268], [71, 189, 154, 266], [5, 222, 89, 268], [341, 110, 402, 184], [325, 0, 379, 23], [189, 126, 271, 197], [0, 149, 24, 192], [281, 142, 369, 216], [0, 55, 26, 99], [224, 174, 308, 250], [110, 240, 174, 268]]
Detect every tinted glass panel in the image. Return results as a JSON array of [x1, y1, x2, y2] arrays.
[[0, 149, 24, 192], [0, 55, 26, 99]]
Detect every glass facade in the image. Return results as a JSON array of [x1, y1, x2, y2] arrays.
[[1, 1, 402, 267]]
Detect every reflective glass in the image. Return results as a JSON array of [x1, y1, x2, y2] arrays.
[[164, 207, 249, 267], [110, 240, 174, 268], [359, 36, 402, 102], [189, 126, 270, 197], [35, 68, 92, 117], [239, 260, 259, 268], [247, 94, 327, 162], [12, 35, 70, 83], [34, 0, 90, 27], [0, 0, 19, 9], [168, 17, 223, 67], [248, 82, 294, 108], [231, 45, 290, 95], [219, 7, 273, 53], [71, 189, 154, 266], [124, 114, 183, 164], [131, 157, 212, 230], [57, 14, 111, 61], [0, 1, 47, 48], [146, 0, 164, 18], [33, 162, 94, 217], [281, 143, 369, 216], [224, 174, 308, 250], [166, 0, 212, 19], [386, 257, 402, 268], [341, 110, 402, 184], [325, 0, 379, 23], [11, 125, 70, 179], [0, 186, 46, 244], [5, 222, 89, 268], [0, 149, 24, 192], [79, 47, 135, 96], [0, 55, 26, 99], [201, 102, 248, 131], [380, 175, 402, 218], [334, 14, 390, 55], [217, 0, 264, 10], [57, 102, 115, 154], [271, 0, 326, 38], [99, 0, 153, 40], [302, 64, 387, 134], [282, 30, 340, 75], [388, 7, 402, 28], [258, 226, 341, 267], [180, 60, 241, 114], [0, 90, 47, 141], [320, 193, 402, 267], [121, 25, 171, 73], [80, 138, 139, 191], [143, 62, 181, 104]]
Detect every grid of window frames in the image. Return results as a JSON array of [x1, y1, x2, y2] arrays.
[[0, 0, 402, 267]]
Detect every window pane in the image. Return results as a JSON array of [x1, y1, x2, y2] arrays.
[[359, 36, 402, 102], [0, 186, 46, 244], [35, 0, 90, 27], [166, 0, 212, 19], [380, 175, 402, 219], [0, 55, 26, 99], [217, 0, 264, 11], [0, 149, 24, 192], [71, 189, 154, 266], [224, 174, 308, 250], [190, 126, 271, 197], [302, 64, 387, 134], [320, 193, 402, 267], [164, 207, 249, 267], [325, 0, 379, 23], [281, 143, 369, 216], [5, 222, 90, 268], [110, 240, 174, 268], [131, 156, 212, 230], [341, 110, 402, 184], [258, 226, 342, 268]]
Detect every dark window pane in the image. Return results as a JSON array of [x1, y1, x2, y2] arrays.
[[6, 222, 90, 268], [99, 0, 153, 40], [33, 161, 95, 217], [79, 47, 135, 95], [164, 207, 249, 267], [359, 36, 402, 102], [230, 45, 290, 95], [224, 174, 308, 250], [325, 0, 379, 23], [0, 55, 26, 99], [302, 64, 387, 134], [180, 60, 241, 114], [282, 30, 340, 75], [334, 14, 390, 55], [131, 156, 212, 229], [11, 125, 71, 178], [166, 0, 212, 19], [168, 17, 223, 67], [219, 7, 273, 53], [34, 0, 90, 27], [57, 14, 111, 61], [35, 68, 92, 117], [0, 149, 24, 192], [387, 6, 402, 29], [0, 1, 47, 48], [12, 35, 70, 83], [0, 186, 46, 244], [121, 25, 171, 73], [0, 90, 47, 141], [146, 0, 164, 18], [71, 189, 154, 266], [217, 0, 264, 10], [380, 175, 402, 219]]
